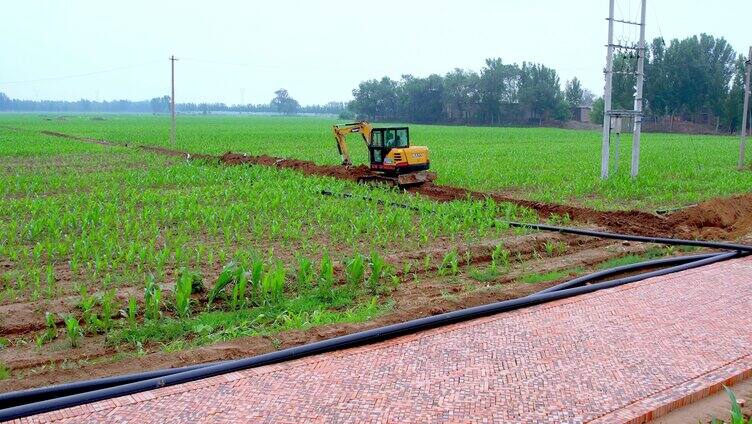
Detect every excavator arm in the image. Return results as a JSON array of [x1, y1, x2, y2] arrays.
[[332, 121, 373, 166]]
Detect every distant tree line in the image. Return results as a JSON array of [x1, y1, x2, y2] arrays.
[[348, 59, 591, 125], [0, 89, 345, 116], [590, 33, 747, 132], [348, 33, 748, 131]]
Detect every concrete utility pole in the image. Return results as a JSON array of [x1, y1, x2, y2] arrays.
[[601, 0, 646, 179], [739, 46, 751, 170], [630, 0, 647, 178], [601, 0, 616, 180], [170, 55, 178, 145]]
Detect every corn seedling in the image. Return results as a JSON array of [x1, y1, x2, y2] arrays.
[[318, 252, 335, 299], [295, 255, 314, 291], [438, 250, 459, 276], [207, 262, 238, 309], [78, 285, 99, 330], [36, 312, 57, 347], [261, 263, 286, 303], [230, 270, 249, 310], [64, 315, 82, 348], [99, 289, 116, 332], [367, 251, 387, 295], [127, 296, 138, 327], [345, 255, 365, 290], [144, 274, 162, 320], [544, 241, 555, 257], [175, 269, 195, 318]]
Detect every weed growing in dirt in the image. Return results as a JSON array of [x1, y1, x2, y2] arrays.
[[0, 362, 9, 380], [521, 267, 584, 285], [712, 385, 748, 424]]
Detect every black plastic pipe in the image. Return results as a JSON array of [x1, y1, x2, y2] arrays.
[[0, 363, 209, 409], [0, 250, 742, 422], [504, 221, 752, 252], [538, 252, 720, 294]]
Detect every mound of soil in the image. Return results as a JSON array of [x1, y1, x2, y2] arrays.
[[668, 193, 752, 239], [409, 183, 675, 237]]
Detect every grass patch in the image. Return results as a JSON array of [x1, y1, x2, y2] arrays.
[[521, 267, 584, 285], [107, 292, 390, 350]]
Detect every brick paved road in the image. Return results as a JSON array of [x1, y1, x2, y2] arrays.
[[13, 257, 752, 423]]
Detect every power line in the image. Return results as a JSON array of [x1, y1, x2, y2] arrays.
[[0, 60, 162, 85]]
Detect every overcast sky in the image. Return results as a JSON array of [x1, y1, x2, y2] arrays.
[[1, 0, 749, 105]]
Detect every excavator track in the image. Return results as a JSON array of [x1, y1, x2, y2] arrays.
[[357, 171, 437, 187]]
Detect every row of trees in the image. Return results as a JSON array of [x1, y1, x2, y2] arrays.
[[349, 33, 748, 131], [0, 90, 343, 116], [591, 33, 747, 131], [349, 59, 593, 125]]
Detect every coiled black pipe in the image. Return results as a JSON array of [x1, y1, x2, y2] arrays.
[[0, 251, 743, 421]]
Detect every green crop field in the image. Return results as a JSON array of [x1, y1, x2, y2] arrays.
[[0, 113, 744, 390], [3, 114, 749, 210]]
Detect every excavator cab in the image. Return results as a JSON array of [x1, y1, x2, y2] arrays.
[[369, 127, 409, 166]]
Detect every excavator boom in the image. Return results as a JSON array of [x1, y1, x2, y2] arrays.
[[332, 121, 373, 166]]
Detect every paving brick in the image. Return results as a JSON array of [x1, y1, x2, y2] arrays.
[[12, 257, 752, 423]]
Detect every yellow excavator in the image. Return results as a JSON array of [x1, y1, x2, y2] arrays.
[[332, 121, 436, 186]]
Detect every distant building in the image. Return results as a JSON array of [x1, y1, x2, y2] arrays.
[[571, 106, 592, 123]]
